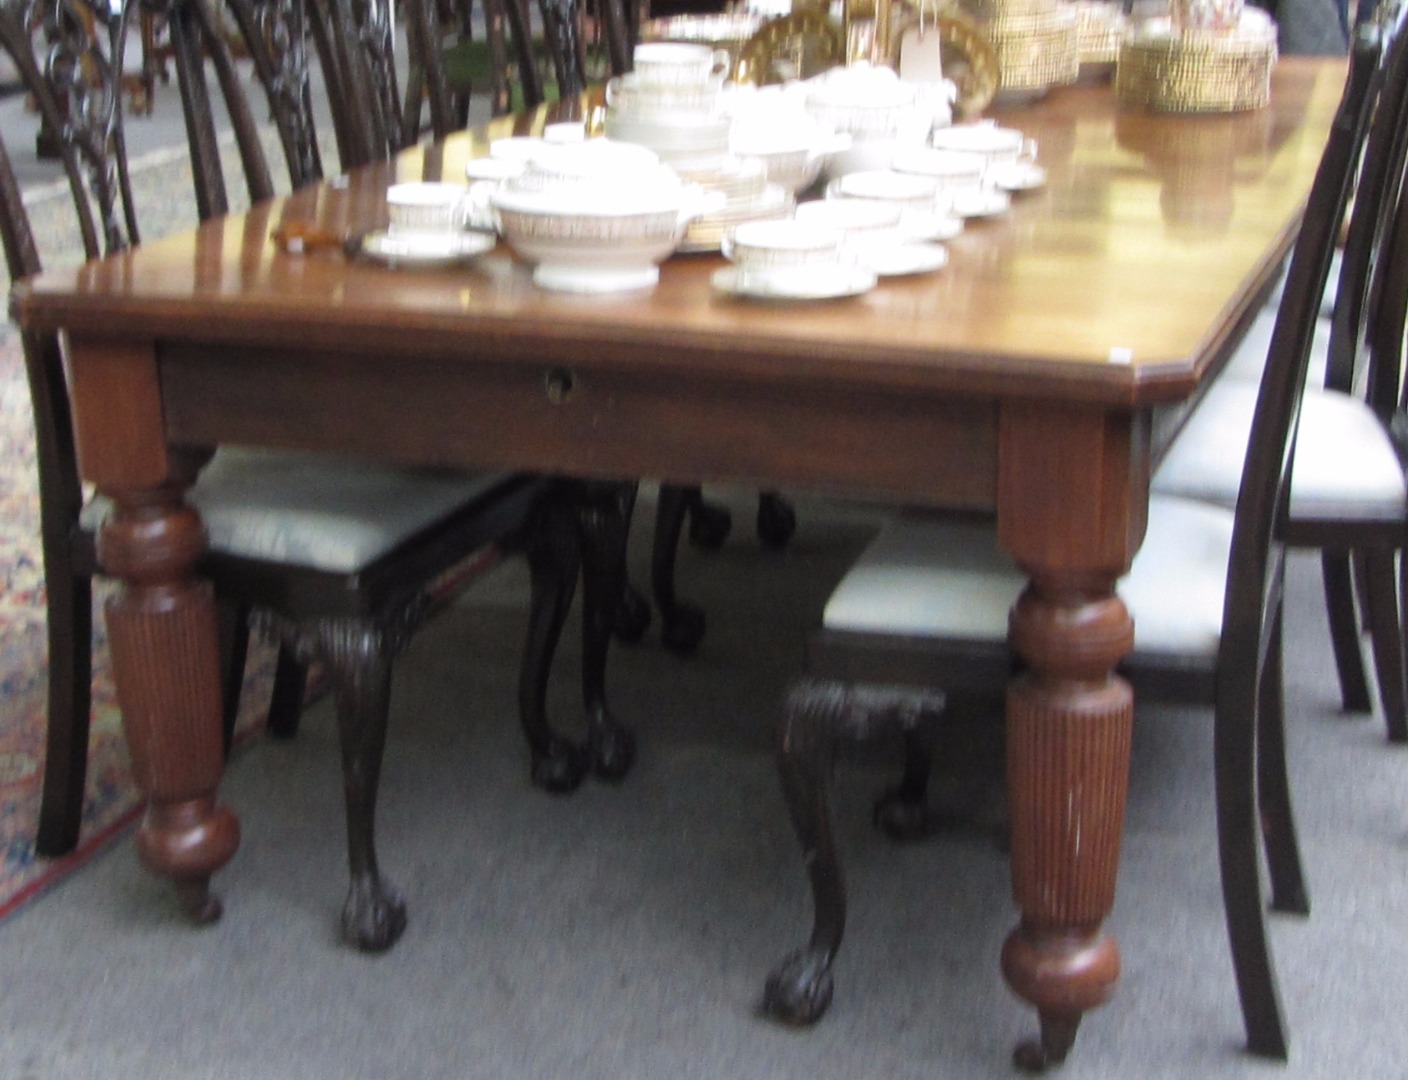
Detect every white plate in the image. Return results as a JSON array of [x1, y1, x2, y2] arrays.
[[989, 162, 1047, 193], [359, 230, 495, 269], [711, 264, 877, 302], [949, 188, 1012, 219], [862, 242, 948, 277], [901, 210, 964, 242]]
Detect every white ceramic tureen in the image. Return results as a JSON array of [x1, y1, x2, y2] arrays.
[[487, 139, 710, 293], [804, 63, 952, 180]]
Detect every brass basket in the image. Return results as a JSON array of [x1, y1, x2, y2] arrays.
[[1074, 1, 1126, 67], [1115, 16, 1277, 112], [983, 5, 1081, 93]]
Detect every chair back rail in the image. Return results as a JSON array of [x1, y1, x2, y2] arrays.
[[1221, 10, 1403, 673], [1324, 0, 1408, 398]]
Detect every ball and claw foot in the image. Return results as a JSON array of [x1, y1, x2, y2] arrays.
[[1012, 1013, 1080, 1074], [175, 878, 223, 925], [613, 586, 652, 644], [762, 948, 835, 1026], [341, 876, 408, 953], [530, 737, 593, 794], [661, 603, 706, 655], [688, 502, 732, 549], [756, 497, 797, 548], [590, 720, 637, 782]]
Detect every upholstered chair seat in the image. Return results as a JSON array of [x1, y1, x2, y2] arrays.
[[83, 448, 510, 572], [1153, 383, 1406, 522], [824, 496, 1231, 659]]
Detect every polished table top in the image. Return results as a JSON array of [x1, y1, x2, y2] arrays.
[[16, 60, 1338, 408], [9, 56, 1346, 1067]]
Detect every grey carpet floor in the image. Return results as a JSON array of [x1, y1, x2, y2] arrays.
[[0, 483, 1405, 1080]]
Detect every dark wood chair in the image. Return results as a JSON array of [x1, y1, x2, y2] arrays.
[[1151, 3, 1408, 742], [759, 14, 1402, 1067], [0, 0, 604, 949]]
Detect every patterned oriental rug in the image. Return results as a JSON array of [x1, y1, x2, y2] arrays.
[[0, 326, 279, 919]]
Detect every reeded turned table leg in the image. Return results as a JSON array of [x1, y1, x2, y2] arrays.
[[996, 402, 1143, 1070], [1002, 577, 1131, 1071], [99, 489, 239, 923]]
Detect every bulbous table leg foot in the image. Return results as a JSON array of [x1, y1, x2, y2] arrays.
[[175, 878, 223, 925]]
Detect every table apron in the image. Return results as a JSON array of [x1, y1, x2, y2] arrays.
[[158, 342, 1001, 509]]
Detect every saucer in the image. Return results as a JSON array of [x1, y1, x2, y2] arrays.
[[988, 162, 1047, 193], [949, 188, 1012, 219], [359, 229, 495, 269], [901, 210, 965, 242], [861, 242, 949, 277], [711, 264, 877, 302]]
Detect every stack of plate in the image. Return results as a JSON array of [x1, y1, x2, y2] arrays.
[[605, 42, 799, 250], [674, 157, 794, 252]]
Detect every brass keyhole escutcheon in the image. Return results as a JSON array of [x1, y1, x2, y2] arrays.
[[544, 368, 577, 404]]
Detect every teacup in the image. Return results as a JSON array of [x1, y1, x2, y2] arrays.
[[632, 42, 731, 87], [722, 219, 847, 272], [386, 182, 471, 234], [930, 124, 1038, 171], [793, 199, 904, 255], [826, 169, 941, 212], [889, 146, 988, 210]]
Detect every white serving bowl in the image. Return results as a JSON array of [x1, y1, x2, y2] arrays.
[[504, 139, 671, 195], [490, 181, 706, 293]]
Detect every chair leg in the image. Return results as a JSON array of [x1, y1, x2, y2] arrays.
[[685, 486, 732, 549], [756, 491, 796, 549], [264, 646, 308, 741], [575, 480, 637, 782], [651, 483, 706, 655], [764, 678, 847, 1026], [520, 485, 590, 793], [875, 691, 1005, 844], [1256, 607, 1309, 916], [1214, 624, 1290, 1059], [1359, 550, 1407, 742], [328, 623, 406, 953], [611, 481, 653, 644], [764, 679, 946, 1027], [1322, 552, 1372, 713], [216, 601, 251, 758], [35, 565, 93, 857]]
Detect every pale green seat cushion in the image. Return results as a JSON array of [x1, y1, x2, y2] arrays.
[[1152, 382, 1406, 523], [823, 495, 1232, 660], [81, 447, 506, 573]]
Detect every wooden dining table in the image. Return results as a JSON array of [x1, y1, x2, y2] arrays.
[[10, 57, 1344, 1065]]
